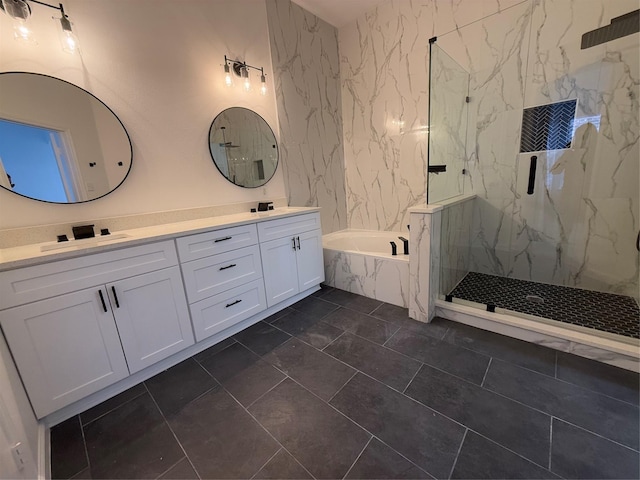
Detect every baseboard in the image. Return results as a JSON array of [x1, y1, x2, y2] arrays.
[[37, 421, 49, 480]]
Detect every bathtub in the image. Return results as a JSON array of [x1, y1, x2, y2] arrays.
[[322, 229, 410, 308]]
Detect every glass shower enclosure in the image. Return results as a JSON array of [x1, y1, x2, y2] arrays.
[[428, 0, 639, 342]]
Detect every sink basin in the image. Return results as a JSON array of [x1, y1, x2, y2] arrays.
[[40, 233, 131, 252]]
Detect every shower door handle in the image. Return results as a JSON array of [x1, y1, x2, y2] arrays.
[[636, 231, 639, 252], [526, 155, 537, 195]]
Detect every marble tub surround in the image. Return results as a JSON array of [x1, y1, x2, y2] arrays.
[[266, 0, 347, 234], [0, 206, 318, 270], [0, 198, 288, 250], [323, 231, 409, 307]]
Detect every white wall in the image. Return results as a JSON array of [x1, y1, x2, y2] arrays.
[[0, 0, 285, 229], [0, 333, 38, 480]]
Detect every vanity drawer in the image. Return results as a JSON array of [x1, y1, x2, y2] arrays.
[[0, 241, 178, 309], [181, 245, 263, 303], [176, 224, 258, 262], [257, 212, 321, 242], [189, 279, 266, 342]]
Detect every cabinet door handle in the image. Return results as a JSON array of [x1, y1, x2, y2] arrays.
[[214, 236, 232, 243], [111, 286, 120, 308], [98, 289, 108, 313], [225, 299, 242, 308], [219, 263, 236, 271], [292, 237, 297, 250], [296, 236, 301, 250]]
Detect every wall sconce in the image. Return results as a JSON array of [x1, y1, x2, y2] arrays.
[[223, 55, 268, 96], [1, 0, 80, 54]]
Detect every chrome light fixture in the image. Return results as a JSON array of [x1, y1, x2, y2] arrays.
[[223, 55, 268, 96], [1, 0, 80, 54]]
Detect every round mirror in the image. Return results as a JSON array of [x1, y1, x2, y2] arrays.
[[208, 107, 278, 188], [0, 72, 132, 204]]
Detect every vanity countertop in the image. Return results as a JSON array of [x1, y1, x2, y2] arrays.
[[0, 207, 321, 271]]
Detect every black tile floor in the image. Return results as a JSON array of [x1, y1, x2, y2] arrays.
[[448, 272, 640, 339], [51, 287, 640, 480]]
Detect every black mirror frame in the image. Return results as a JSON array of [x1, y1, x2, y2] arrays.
[[207, 107, 279, 189], [0, 71, 133, 205]]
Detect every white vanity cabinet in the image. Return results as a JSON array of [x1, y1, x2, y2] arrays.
[[258, 213, 324, 307], [0, 241, 194, 418], [177, 224, 267, 342]]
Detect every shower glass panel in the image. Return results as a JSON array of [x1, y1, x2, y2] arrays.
[[433, 0, 639, 342], [427, 43, 469, 204]]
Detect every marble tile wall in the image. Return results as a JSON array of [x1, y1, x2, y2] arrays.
[[266, 0, 347, 233], [435, 0, 639, 298], [408, 208, 441, 321], [510, 0, 639, 297], [339, 0, 521, 232], [440, 198, 474, 296]]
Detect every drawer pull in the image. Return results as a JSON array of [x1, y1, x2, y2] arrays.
[[98, 289, 108, 313], [292, 237, 297, 250], [219, 263, 237, 271], [111, 286, 120, 308], [296, 236, 301, 250], [225, 299, 242, 308], [214, 236, 232, 243]]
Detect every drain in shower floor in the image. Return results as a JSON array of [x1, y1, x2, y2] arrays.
[[448, 272, 640, 339]]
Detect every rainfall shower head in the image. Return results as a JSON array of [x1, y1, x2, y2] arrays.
[[581, 9, 639, 49]]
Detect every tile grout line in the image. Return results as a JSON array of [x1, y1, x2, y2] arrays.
[[327, 370, 359, 404], [447, 428, 468, 480], [486, 357, 640, 408], [340, 436, 373, 480], [548, 416, 553, 471], [320, 330, 348, 351], [80, 388, 147, 428], [278, 374, 441, 478], [329, 369, 556, 473], [154, 456, 191, 480], [480, 357, 493, 387], [245, 376, 290, 410], [219, 382, 317, 480], [249, 448, 282, 480], [77, 415, 92, 479], [469, 429, 557, 474], [143, 383, 203, 480], [402, 362, 425, 394], [551, 416, 640, 453], [381, 325, 402, 347]]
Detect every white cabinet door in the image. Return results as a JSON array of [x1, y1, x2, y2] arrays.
[[296, 229, 325, 291], [0, 288, 129, 418], [109, 267, 194, 374], [260, 236, 299, 307]]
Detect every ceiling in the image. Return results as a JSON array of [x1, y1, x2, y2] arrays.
[[291, 0, 386, 28]]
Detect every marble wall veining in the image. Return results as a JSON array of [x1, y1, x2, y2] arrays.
[[266, 0, 347, 233], [435, 0, 639, 298], [339, 0, 524, 232]]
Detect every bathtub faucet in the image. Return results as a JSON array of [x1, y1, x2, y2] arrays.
[[398, 236, 409, 255], [390, 241, 397, 256]]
